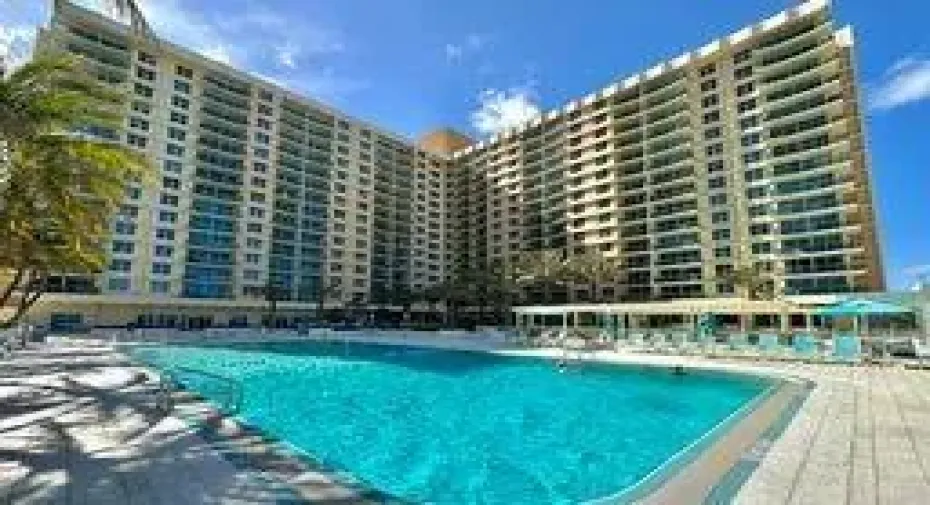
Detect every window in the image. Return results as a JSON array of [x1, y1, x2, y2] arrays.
[[173, 80, 190, 94], [167, 127, 186, 141], [175, 65, 193, 79], [702, 110, 720, 124], [137, 51, 156, 65], [246, 237, 262, 248], [112, 241, 134, 254], [110, 259, 132, 272], [108, 278, 131, 291], [135, 66, 155, 81], [131, 101, 151, 114], [155, 228, 174, 240], [115, 222, 136, 235], [734, 66, 753, 80], [704, 127, 722, 140], [164, 160, 182, 173], [171, 96, 189, 110], [154, 245, 174, 257], [253, 162, 268, 173], [158, 211, 177, 223], [700, 79, 717, 92], [152, 263, 171, 275], [750, 223, 772, 236], [253, 147, 269, 159], [701, 95, 719, 108], [712, 228, 731, 241], [747, 186, 766, 199], [134, 83, 153, 97], [259, 89, 273, 101], [129, 116, 149, 131], [741, 133, 761, 147], [699, 63, 716, 77], [245, 253, 260, 264], [744, 168, 764, 182], [150, 281, 170, 293], [705, 143, 723, 156], [743, 150, 763, 164], [712, 211, 729, 224], [253, 132, 270, 144], [708, 176, 727, 189], [737, 99, 757, 113], [127, 133, 147, 148], [166, 143, 184, 156], [739, 115, 759, 130], [714, 246, 732, 258], [256, 117, 271, 130], [707, 160, 725, 173], [248, 207, 264, 218], [247, 223, 262, 233], [736, 82, 755, 97], [257, 104, 273, 115], [710, 193, 727, 206], [159, 193, 179, 206]]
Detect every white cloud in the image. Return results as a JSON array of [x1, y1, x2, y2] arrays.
[[470, 85, 541, 136], [276, 42, 299, 69], [66, 0, 359, 102], [445, 32, 488, 63], [445, 43, 464, 63], [0, 25, 36, 72], [200, 45, 233, 65], [870, 57, 930, 110]]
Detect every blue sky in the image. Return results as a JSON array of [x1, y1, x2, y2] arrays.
[[1, 0, 928, 289]]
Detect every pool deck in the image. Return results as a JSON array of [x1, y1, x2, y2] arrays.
[[3, 335, 930, 504], [0, 344, 379, 505]]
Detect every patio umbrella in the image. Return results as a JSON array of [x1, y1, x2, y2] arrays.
[[816, 299, 912, 354]]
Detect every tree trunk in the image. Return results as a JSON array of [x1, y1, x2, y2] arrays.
[[2, 270, 45, 329]]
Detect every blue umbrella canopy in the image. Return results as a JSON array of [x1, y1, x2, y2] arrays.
[[816, 299, 911, 316]]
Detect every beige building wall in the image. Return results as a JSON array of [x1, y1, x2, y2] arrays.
[[25, 0, 883, 328]]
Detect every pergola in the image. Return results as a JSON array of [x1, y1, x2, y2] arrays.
[[512, 294, 845, 336]]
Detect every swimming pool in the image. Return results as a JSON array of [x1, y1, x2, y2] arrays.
[[131, 340, 769, 504]]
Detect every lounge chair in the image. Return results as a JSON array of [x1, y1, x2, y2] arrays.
[[792, 333, 820, 362], [626, 331, 647, 351], [758, 333, 785, 360], [831, 334, 862, 364], [912, 338, 930, 368], [723, 333, 751, 359]]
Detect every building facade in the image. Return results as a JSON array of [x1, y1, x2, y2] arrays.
[[25, 0, 882, 328], [447, 0, 883, 304]]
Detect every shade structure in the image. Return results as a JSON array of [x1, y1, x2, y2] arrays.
[[815, 299, 912, 317]]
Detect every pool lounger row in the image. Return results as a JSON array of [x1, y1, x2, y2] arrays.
[[617, 332, 866, 364]]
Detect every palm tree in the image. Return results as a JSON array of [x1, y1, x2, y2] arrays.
[[262, 280, 286, 327], [316, 282, 341, 322], [564, 252, 621, 303], [512, 250, 571, 304], [0, 54, 153, 327], [723, 265, 777, 301], [486, 259, 522, 325]]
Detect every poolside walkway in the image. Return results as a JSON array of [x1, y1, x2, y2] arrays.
[[0, 344, 373, 505], [732, 363, 930, 505]]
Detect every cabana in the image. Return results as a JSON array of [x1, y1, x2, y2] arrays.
[[512, 295, 840, 342]]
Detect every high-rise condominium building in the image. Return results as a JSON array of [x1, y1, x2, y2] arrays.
[[30, 0, 882, 327]]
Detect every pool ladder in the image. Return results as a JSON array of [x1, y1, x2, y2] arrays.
[[163, 366, 244, 414]]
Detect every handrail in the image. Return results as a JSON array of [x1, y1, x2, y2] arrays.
[[165, 365, 244, 415]]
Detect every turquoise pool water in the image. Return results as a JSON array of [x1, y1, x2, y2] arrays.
[[131, 341, 768, 504]]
